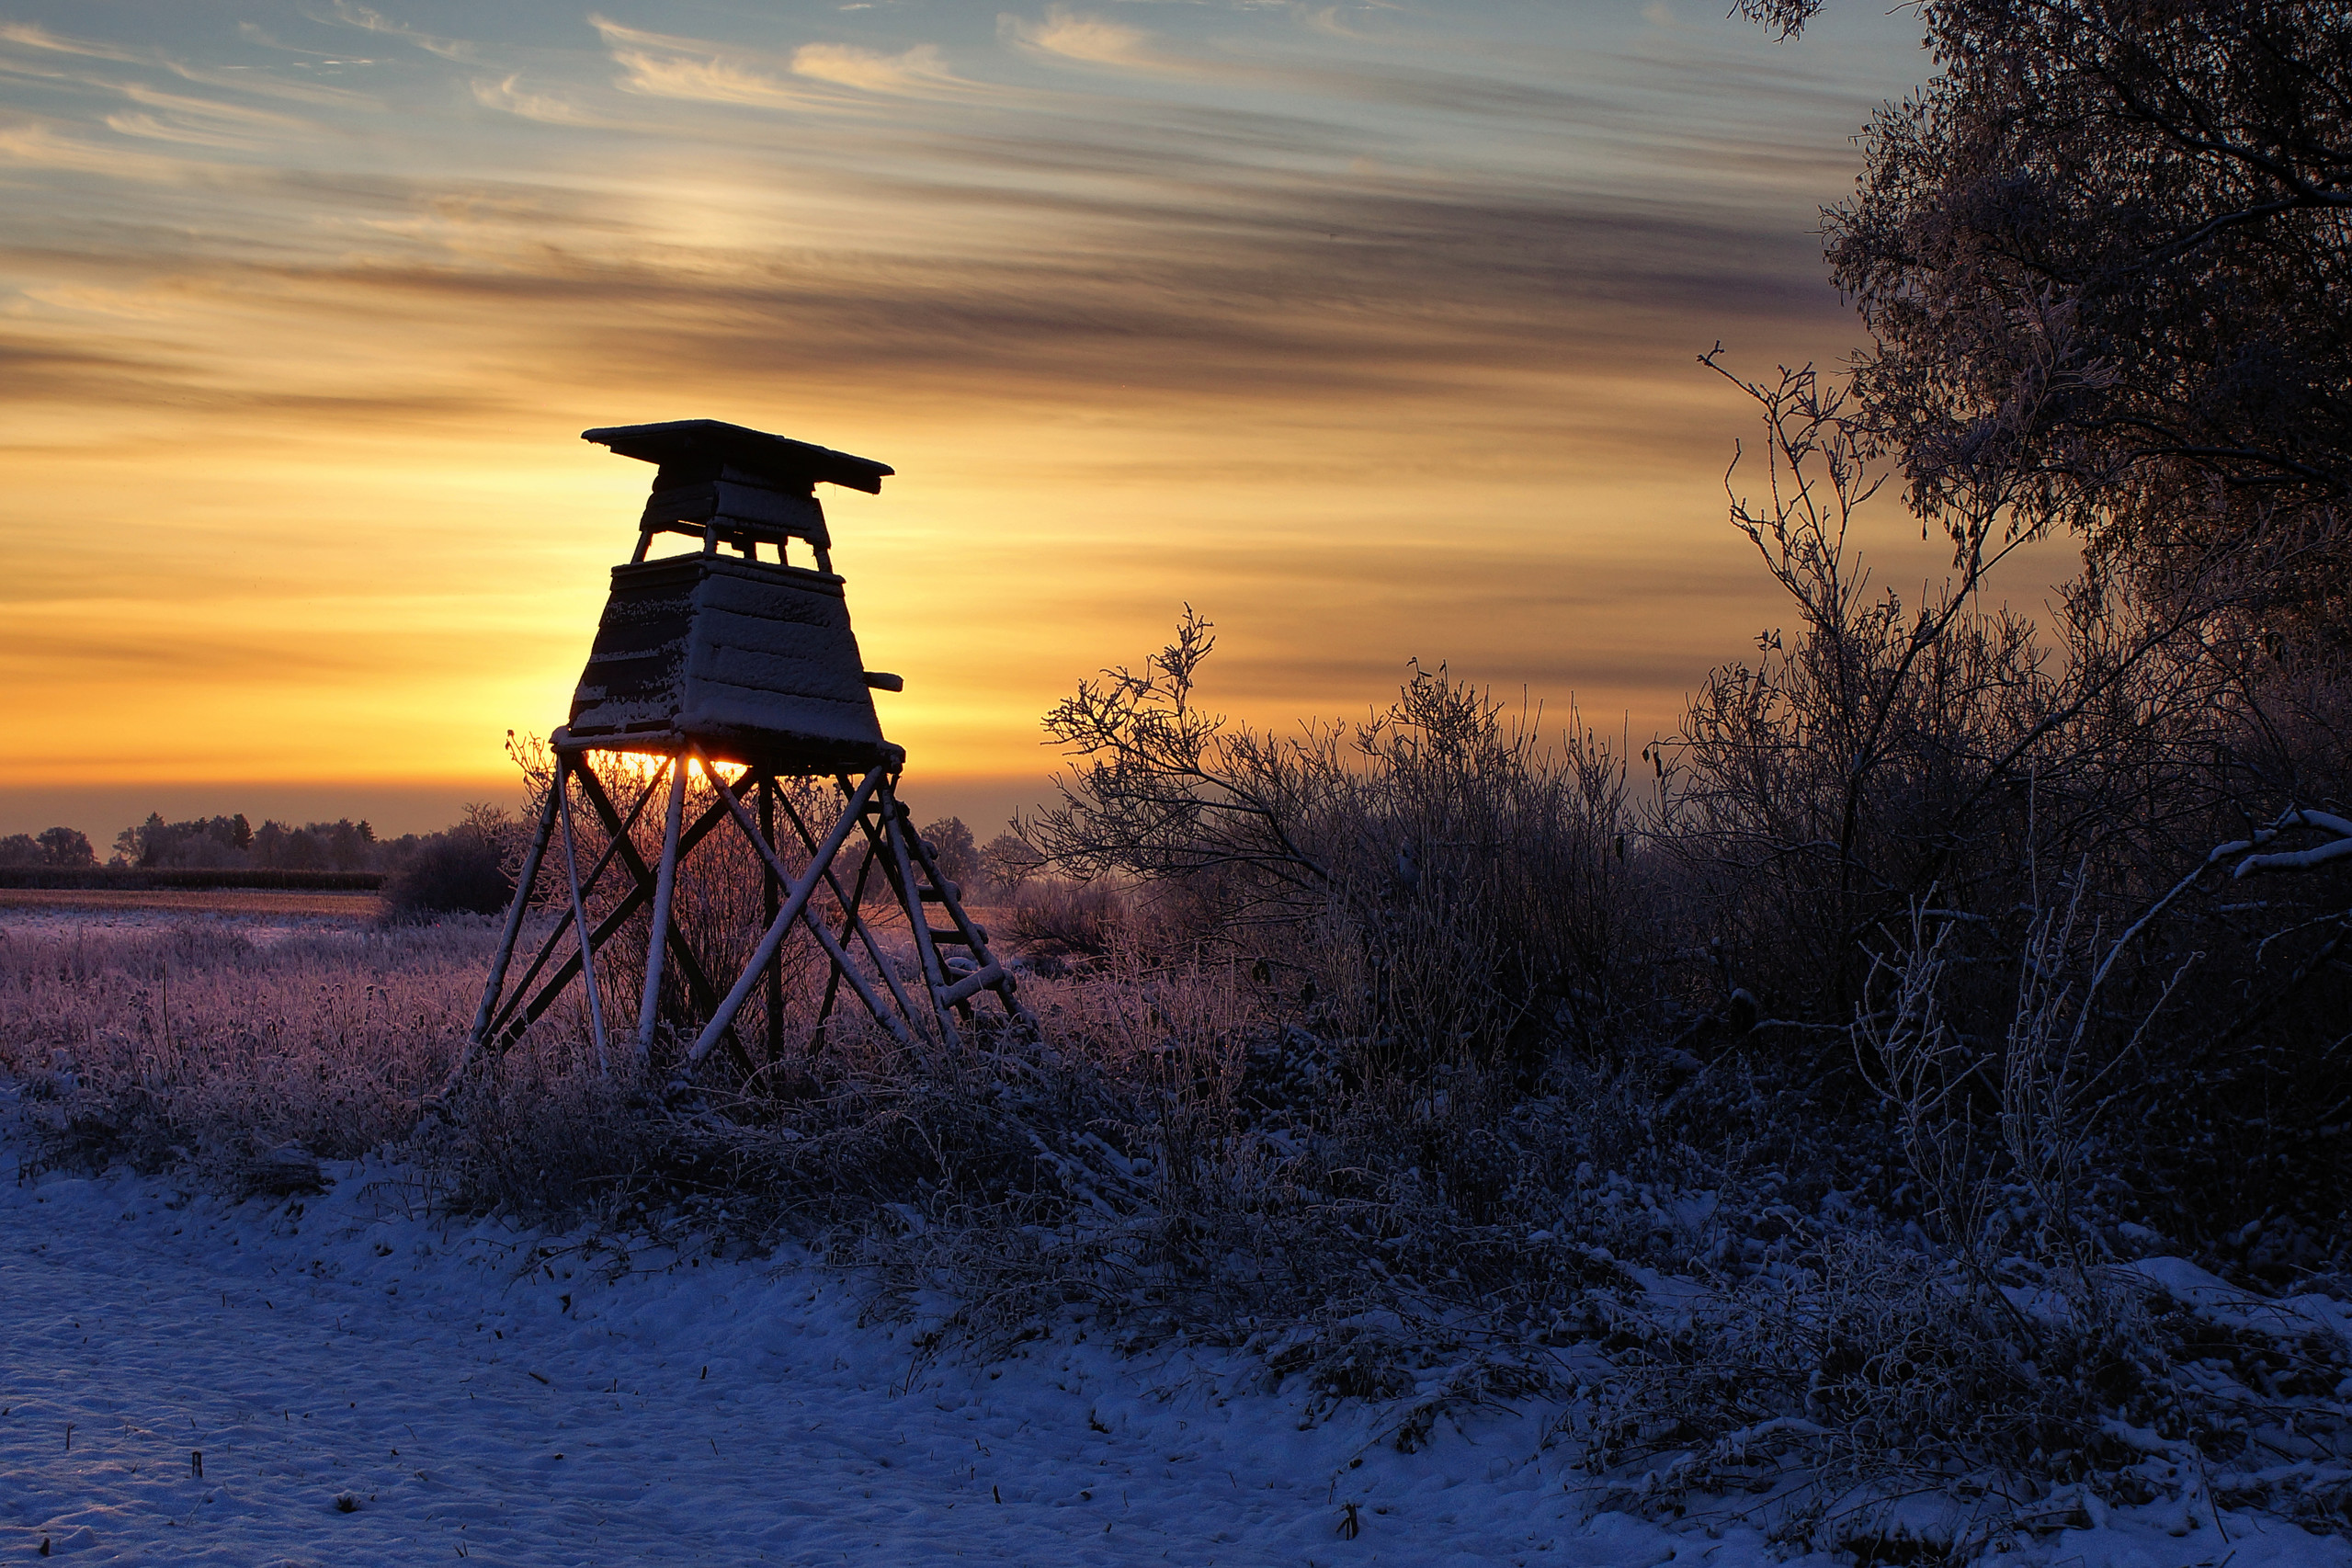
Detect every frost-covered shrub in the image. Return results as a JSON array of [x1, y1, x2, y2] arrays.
[[1005, 879, 1124, 960], [1578, 1235, 2070, 1507], [383, 830, 512, 918], [419, 1033, 649, 1217], [1570, 1229, 2352, 1554], [1026, 609, 1656, 1090]]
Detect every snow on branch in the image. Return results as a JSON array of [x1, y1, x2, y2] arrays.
[[2214, 806, 2352, 879]]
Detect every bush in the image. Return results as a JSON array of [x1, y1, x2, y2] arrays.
[[1025, 608, 1649, 1088], [1006, 879, 1123, 960], [383, 804, 518, 919], [947, 362, 2352, 1545]]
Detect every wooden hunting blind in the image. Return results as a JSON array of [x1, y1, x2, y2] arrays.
[[567, 420, 902, 775], [447, 420, 1031, 1103]]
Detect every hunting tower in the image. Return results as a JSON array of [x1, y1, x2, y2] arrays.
[[448, 420, 1031, 1099]]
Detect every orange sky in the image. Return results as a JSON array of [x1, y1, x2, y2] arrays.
[[0, 1, 1966, 840]]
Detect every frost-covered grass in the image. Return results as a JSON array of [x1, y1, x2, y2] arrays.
[[0, 921, 485, 1176], [5, 912, 2350, 1562]]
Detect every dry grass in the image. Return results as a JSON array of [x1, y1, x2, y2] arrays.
[[0, 920, 485, 1179]]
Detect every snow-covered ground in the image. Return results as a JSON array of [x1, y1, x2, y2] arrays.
[[2, 1136, 2345, 1566]]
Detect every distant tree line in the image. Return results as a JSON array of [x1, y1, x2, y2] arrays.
[[2, 806, 526, 918], [8, 801, 1041, 913], [0, 827, 97, 868], [108, 812, 392, 873]]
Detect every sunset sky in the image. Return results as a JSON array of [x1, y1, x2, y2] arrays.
[[0, 0, 1950, 840]]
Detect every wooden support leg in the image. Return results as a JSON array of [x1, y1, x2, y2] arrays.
[[554, 759, 611, 1075], [570, 762, 749, 1072], [484, 764, 666, 1047], [761, 772, 783, 1061], [635, 754, 687, 1067], [458, 781, 558, 1062], [692, 747, 914, 1047], [772, 787, 924, 1038]]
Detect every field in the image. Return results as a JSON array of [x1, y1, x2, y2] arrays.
[[4, 888, 2350, 1564], [0, 1142, 1613, 1565], [9, 0, 2349, 1559], [0, 888, 384, 926], [3, 1051, 2346, 1566]]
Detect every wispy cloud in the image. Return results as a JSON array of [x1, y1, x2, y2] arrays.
[[470, 73, 626, 128], [1000, 5, 1619, 129], [166, 60, 382, 110], [1002, 7, 1158, 69], [0, 21, 149, 65], [585, 19, 978, 113], [103, 82, 317, 149], [326, 1, 476, 62], [607, 49, 806, 108], [590, 16, 814, 109], [0, 119, 207, 181], [789, 41, 960, 96], [0, 20, 381, 120], [0, 159, 1822, 425]]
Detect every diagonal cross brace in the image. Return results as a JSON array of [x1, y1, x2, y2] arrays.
[[569, 763, 756, 1078], [483, 765, 743, 1055], [468, 765, 664, 1058], [690, 748, 915, 1046], [676, 767, 886, 1081]]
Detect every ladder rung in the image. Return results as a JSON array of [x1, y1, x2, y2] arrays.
[[926, 926, 987, 945], [940, 960, 1006, 1006], [917, 882, 962, 902]]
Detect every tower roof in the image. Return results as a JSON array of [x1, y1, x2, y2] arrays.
[[582, 420, 894, 494]]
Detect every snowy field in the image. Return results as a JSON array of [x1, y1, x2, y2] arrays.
[[2, 1136, 2344, 1568], [2, 899, 2345, 1566]]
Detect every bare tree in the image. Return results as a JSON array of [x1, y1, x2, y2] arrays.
[[1026, 608, 1339, 923], [1658, 355, 2240, 1021], [1750, 0, 2351, 639]]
